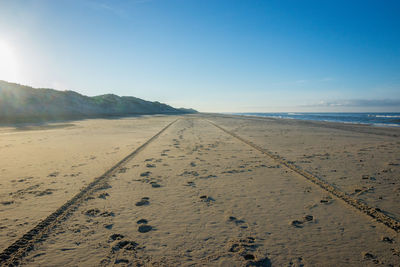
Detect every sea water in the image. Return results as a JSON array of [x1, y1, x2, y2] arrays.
[[232, 113, 400, 127]]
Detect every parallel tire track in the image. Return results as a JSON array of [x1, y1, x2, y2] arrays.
[[207, 120, 400, 233], [0, 119, 178, 266]]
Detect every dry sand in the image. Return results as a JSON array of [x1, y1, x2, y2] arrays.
[[0, 116, 178, 251], [1, 114, 399, 266]]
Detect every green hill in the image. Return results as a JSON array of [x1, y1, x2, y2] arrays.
[[0, 80, 196, 123]]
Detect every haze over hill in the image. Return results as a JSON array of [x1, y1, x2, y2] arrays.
[[0, 80, 196, 123]]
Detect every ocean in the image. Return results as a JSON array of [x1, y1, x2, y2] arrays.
[[232, 113, 400, 127]]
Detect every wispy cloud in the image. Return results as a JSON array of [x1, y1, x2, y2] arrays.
[[319, 77, 334, 82], [272, 77, 334, 86], [85, 1, 126, 17], [132, 0, 153, 3], [295, 79, 308, 84]]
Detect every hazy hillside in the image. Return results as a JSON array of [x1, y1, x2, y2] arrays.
[[0, 80, 196, 123]]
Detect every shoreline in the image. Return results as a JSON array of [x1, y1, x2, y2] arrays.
[[226, 112, 400, 128], [203, 113, 400, 137]]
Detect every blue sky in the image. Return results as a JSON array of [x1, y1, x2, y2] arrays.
[[0, 0, 399, 112]]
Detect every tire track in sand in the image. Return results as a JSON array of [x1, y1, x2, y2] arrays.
[[207, 119, 400, 233], [0, 119, 179, 266]]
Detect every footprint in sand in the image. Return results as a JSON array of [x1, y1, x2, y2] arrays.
[[288, 257, 305, 267], [113, 240, 138, 251], [362, 252, 380, 264], [138, 225, 152, 233], [184, 181, 196, 187], [35, 188, 56, 197], [140, 171, 151, 177], [137, 219, 148, 224], [1, 200, 14, 205], [96, 182, 112, 191], [135, 197, 150, 206], [291, 221, 305, 228], [48, 172, 59, 177], [114, 259, 129, 264], [227, 237, 271, 265], [228, 216, 247, 228], [290, 215, 314, 228], [137, 219, 153, 233], [229, 215, 250, 229], [109, 233, 124, 242], [104, 224, 113, 229], [100, 211, 115, 217], [98, 192, 109, 199], [381, 236, 394, 243], [303, 187, 312, 193], [200, 174, 217, 179], [320, 196, 333, 204], [84, 209, 115, 217], [118, 167, 128, 173], [150, 182, 161, 188], [100, 239, 139, 266], [200, 195, 215, 205], [180, 170, 199, 177]]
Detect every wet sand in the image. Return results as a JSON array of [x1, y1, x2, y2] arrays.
[[1, 114, 399, 266]]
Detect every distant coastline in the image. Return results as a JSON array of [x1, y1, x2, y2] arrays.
[[231, 112, 400, 127]]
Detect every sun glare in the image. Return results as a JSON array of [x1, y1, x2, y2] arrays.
[[0, 40, 18, 82]]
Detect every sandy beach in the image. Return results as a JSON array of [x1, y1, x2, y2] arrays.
[[1, 114, 400, 266]]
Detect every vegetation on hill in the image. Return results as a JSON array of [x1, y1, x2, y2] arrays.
[[0, 80, 196, 123]]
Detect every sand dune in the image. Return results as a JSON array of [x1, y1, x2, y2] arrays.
[[1, 115, 400, 266]]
